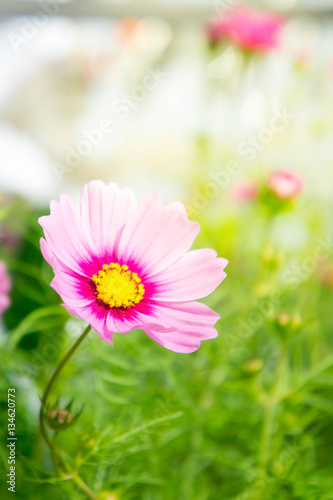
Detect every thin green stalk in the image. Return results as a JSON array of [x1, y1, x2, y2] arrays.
[[39, 324, 92, 447], [73, 475, 98, 500], [51, 432, 61, 474], [39, 324, 97, 500], [258, 339, 288, 469]]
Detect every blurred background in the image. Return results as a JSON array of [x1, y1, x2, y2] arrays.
[[1, 1, 333, 499]]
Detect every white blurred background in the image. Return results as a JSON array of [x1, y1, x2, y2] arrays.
[[0, 0, 332, 204]]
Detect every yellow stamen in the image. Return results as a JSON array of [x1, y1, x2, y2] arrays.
[[92, 263, 145, 309]]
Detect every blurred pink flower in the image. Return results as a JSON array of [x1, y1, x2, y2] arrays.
[[268, 171, 304, 200], [207, 7, 285, 52], [318, 263, 333, 289], [0, 225, 21, 253], [231, 180, 258, 203], [39, 181, 228, 353], [0, 261, 11, 317]]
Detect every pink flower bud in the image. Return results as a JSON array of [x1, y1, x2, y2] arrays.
[[268, 171, 304, 200]]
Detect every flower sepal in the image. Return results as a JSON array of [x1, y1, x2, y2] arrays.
[[270, 312, 302, 339], [45, 398, 84, 432], [260, 170, 304, 215]]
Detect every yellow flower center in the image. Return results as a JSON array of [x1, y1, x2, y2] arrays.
[[92, 263, 145, 309]]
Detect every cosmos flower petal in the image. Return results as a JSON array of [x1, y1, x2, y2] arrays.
[[105, 306, 154, 334], [80, 180, 137, 258], [142, 301, 220, 352], [144, 328, 199, 353], [65, 301, 112, 343], [39, 194, 96, 277], [118, 193, 200, 277], [144, 320, 218, 353], [149, 249, 228, 301], [40, 237, 56, 268], [0, 261, 11, 294], [145, 299, 221, 332], [0, 261, 11, 317], [51, 271, 96, 308]]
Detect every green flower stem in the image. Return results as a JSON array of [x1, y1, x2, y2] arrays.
[[73, 474, 98, 500], [39, 324, 97, 499], [50, 431, 61, 474], [39, 324, 92, 447], [258, 339, 289, 469]]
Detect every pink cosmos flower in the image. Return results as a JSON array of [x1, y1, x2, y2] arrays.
[[0, 260, 11, 317], [268, 171, 304, 200], [207, 7, 285, 53], [39, 181, 228, 353]]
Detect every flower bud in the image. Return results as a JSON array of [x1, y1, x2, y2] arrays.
[[267, 171, 304, 201], [98, 492, 119, 500], [243, 358, 264, 373], [271, 312, 301, 338], [50, 409, 73, 423], [263, 247, 283, 270], [48, 409, 73, 428], [81, 433, 96, 448], [46, 400, 84, 431]]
